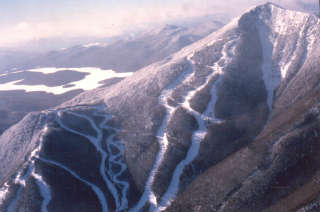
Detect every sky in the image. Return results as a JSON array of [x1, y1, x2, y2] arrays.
[[0, 0, 318, 48]]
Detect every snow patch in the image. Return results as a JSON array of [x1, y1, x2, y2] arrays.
[[83, 42, 106, 48], [258, 20, 280, 115], [0, 183, 9, 205]]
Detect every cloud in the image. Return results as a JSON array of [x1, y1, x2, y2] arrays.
[[0, 0, 317, 48]]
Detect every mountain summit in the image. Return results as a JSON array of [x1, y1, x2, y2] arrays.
[[1, 3, 320, 212]]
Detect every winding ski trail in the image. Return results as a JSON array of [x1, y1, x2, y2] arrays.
[[4, 104, 128, 212], [39, 157, 108, 212], [131, 35, 239, 212], [7, 123, 51, 212], [3, 34, 240, 212], [53, 105, 128, 212], [151, 36, 239, 212]]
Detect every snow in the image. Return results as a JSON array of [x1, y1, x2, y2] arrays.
[[270, 4, 309, 36], [306, 19, 319, 57], [0, 70, 24, 78], [258, 22, 277, 114], [9, 163, 35, 212], [279, 20, 308, 79], [131, 31, 239, 211], [2, 3, 318, 211], [148, 5, 316, 208], [269, 3, 316, 80], [0, 67, 133, 95], [32, 172, 51, 212], [4, 122, 51, 212], [130, 53, 195, 212], [83, 42, 106, 48], [256, 3, 312, 115], [14, 164, 34, 187], [0, 183, 9, 205], [152, 36, 238, 212]]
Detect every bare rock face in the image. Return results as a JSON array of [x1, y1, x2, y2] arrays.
[[1, 3, 320, 212]]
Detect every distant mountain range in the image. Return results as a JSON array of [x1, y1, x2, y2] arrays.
[[1, 20, 223, 74], [1, 3, 320, 212]]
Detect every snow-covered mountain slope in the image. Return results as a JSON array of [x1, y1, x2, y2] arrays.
[[1, 3, 320, 212]]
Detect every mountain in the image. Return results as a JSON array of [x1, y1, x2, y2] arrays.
[[0, 49, 38, 74], [1, 3, 320, 212], [4, 20, 223, 74], [0, 21, 222, 135]]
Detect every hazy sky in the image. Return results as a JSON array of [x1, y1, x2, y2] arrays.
[[0, 0, 318, 47]]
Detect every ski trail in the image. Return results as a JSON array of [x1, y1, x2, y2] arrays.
[[8, 164, 34, 212], [130, 58, 196, 212], [55, 110, 120, 210], [151, 36, 239, 212], [55, 105, 129, 212], [94, 108, 129, 211], [132, 36, 239, 212], [104, 130, 129, 210], [106, 135, 129, 210], [7, 187, 23, 212], [7, 122, 51, 212], [32, 172, 51, 212], [31, 124, 53, 212], [38, 157, 108, 212]]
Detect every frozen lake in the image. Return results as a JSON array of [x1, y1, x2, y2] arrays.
[[0, 67, 133, 95]]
